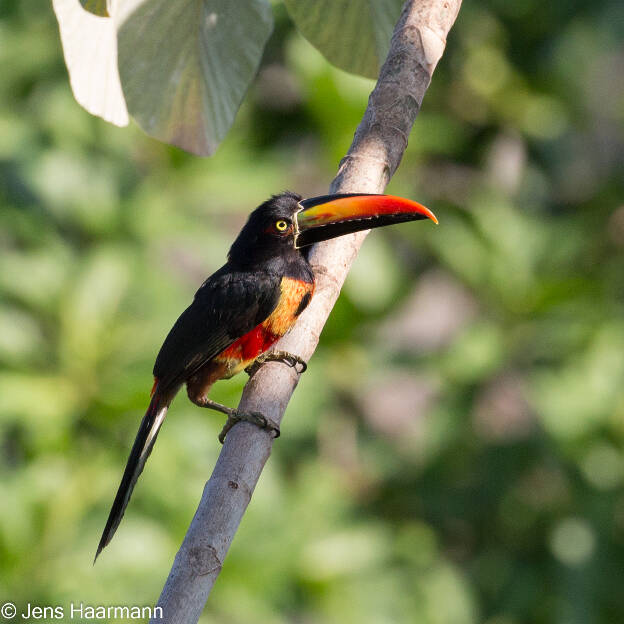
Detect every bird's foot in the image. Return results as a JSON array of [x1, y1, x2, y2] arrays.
[[218, 411, 280, 444], [245, 350, 307, 377], [190, 397, 281, 443]]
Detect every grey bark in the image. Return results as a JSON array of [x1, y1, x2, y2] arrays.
[[152, 1, 462, 622]]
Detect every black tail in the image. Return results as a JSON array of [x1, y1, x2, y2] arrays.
[[95, 387, 170, 562]]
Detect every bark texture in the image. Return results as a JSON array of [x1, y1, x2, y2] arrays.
[[153, 1, 462, 621]]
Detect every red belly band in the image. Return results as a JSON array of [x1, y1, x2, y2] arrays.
[[218, 324, 280, 363]]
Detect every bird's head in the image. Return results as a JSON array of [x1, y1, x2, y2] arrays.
[[228, 191, 437, 266]]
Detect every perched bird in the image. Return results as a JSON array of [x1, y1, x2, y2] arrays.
[[95, 191, 437, 560]]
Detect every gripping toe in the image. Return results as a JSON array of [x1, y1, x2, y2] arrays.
[[246, 350, 307, 377], [218, 410, 281, 443]]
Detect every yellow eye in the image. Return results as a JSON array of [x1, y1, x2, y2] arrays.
[[275, 219, 289, 232]]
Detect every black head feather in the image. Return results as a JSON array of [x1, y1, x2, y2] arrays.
[[228, 192, 303, 268]]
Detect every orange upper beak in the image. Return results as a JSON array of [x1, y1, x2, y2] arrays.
[[294, 193, 437, 248]]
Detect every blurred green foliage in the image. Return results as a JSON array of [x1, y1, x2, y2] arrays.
[[1, 1, 624, 623]]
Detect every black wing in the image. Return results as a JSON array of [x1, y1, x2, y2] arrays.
[[153, 264, 282, 392]]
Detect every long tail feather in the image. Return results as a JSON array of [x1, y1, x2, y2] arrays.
[[95, 387, 170, 562]]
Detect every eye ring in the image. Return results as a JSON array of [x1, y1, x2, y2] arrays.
[[275, 219, 289, 232]]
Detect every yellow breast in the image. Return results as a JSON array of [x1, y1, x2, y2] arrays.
[[262, 277, 314, 338]]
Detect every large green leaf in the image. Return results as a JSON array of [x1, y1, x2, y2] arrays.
[[284, 0, 404, 79], [115, 0, 274, 155], [53, 0, 273, 155], [53, 0, 129, 126]]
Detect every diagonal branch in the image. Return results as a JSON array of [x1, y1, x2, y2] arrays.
[[152, 1, 462, 621]]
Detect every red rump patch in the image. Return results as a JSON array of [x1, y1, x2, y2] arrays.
[[219, 324, 280, 362]]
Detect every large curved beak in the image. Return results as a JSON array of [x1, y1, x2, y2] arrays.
[[294, 193, 437, 248]]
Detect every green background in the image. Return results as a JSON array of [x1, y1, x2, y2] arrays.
[[1, 1, 623, 622]]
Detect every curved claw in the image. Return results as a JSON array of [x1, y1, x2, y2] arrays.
[[246, 350, 307, 377], [218, 411, 280, 444]]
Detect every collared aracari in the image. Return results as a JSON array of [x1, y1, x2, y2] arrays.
[[95, 191, 437, 560]]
